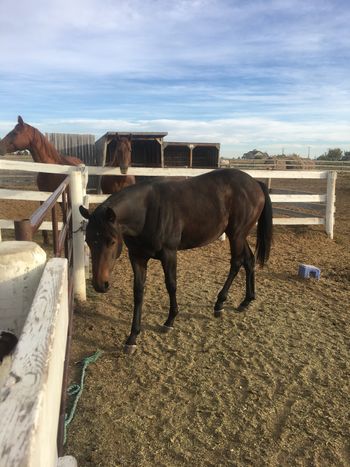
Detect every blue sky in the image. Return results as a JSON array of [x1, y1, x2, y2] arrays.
[[0, 0, 349, 158]]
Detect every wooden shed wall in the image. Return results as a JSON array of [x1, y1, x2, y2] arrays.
[[46, 133, 96, 166], [131, 140, 162, 167], [164, 146, 190, 167], [192, 146, 219, 168]]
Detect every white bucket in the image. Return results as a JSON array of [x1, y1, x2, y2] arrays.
[[0, 241, 46, 337]]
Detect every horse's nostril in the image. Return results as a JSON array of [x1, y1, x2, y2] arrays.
[[104, 282, 109, 290]]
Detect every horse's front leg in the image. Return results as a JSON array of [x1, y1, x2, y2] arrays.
[[125, 254, 149, 354], [160, 249, 178, 331]]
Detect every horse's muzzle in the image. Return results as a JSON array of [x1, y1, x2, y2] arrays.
[[93, 281, 110, 293]]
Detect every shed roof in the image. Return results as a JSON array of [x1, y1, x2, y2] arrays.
[[96, 131, 168, 144], [163, 141, 220, 147]]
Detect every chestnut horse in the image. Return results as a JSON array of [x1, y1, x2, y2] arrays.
[[100, 135, 135, 194], [80, 169, 273, 354], [0, 116, 84, 189], [0, 116, 84, 242]]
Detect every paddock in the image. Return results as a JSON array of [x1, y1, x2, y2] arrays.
[[0, 160, 349, 466], [66, 174, 349, 466]]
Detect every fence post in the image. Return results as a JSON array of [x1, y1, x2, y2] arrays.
[[83, 189, 90, 279], [70, 167, 86, 301], [325, 171, 337, 239], [14, 219, 33, 241]]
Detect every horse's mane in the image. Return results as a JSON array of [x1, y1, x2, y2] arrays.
[[29, 124, 82, 166]]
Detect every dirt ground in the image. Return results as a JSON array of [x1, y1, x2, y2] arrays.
[[1, 170, 349, 466]]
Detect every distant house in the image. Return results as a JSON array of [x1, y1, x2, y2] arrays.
[[219, 157, 230, 167], [242, 149, 269, 159]]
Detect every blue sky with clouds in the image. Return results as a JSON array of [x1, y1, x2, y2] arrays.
[[0, 0, 349, 158]]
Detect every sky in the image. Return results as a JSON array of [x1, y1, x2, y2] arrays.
[[0, 0, 349, 158]]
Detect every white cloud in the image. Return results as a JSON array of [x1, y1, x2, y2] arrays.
[[0, 0, 349, 158], [2, 115, 347, 158], [1, 0, 349, 76]]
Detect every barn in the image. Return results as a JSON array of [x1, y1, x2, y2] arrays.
[[95, 132, 220, 169]]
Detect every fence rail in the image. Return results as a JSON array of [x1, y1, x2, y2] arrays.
[[222, 158, 350, 172]]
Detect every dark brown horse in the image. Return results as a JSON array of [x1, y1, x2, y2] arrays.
[[100, 136, 135, 194], [0, 116, 84, 242], [80, 169, 273, 354]]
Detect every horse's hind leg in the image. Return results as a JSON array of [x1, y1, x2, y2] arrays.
[[160, 249, 178, 331], [214, 237, 244, 316], [237, 241, 256, 311]]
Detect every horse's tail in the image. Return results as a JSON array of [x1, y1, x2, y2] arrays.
[[255, 181, 273, 267]]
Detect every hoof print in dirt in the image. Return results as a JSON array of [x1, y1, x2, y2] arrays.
[[236, 300, 255, 313]]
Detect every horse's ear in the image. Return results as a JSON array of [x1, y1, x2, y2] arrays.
[[18, 116, 24, 126], [105, 207, 116, 223], [79, 205, 90, 219]]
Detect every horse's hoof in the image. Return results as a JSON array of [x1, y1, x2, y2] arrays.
[[161, 324, 174, 333], [124, 344, 137, 355], [214, 309, 222, 318]]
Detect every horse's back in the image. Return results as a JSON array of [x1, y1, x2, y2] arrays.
[[101, 175, 136, 194], [107, 169, 266, 252], [155, 169, 264, 213], [149, 169, 265, 249]]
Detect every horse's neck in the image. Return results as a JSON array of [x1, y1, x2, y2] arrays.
[[114, 194, 146, 236], [29, 127, 61, 164]]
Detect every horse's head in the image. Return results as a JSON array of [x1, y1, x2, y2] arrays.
[[0, 116, 33, 156], [115, 135, 132, 174], [79, 204, 123, 293]]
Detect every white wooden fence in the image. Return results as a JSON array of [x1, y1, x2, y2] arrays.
[[224, 158, 350, 173], [0, 159, 337, 303], [0, 257, 76, 467]]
